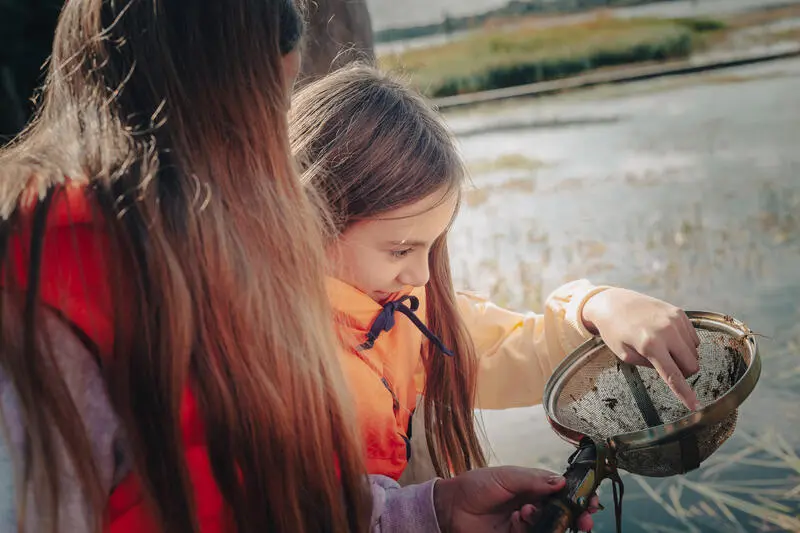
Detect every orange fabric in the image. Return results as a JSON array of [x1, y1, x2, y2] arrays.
[[329, 276, 604, 481], [6, 184, 227, 533], [327, 278, 425, 481]]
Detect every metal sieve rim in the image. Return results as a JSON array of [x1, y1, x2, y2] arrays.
[[542, 311, 761, 451]]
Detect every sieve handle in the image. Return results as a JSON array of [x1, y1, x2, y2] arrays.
[[533, 501, 573, 533], [532, 438, 599, 533]]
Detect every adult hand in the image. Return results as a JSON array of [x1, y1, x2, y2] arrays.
[[433, 466, 598, 532]]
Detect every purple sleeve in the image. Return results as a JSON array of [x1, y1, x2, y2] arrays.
[[0, 309, 131, 531], [369, 475, 441, 532]]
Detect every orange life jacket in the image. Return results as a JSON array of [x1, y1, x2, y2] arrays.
[[327, 278, 451, 481]]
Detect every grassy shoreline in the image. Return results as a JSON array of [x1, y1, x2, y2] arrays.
[[380, 17, 724, 98], [374, 0, 676, 45]]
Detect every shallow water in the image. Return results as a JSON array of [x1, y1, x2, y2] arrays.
[[446, 58, 800, 531]]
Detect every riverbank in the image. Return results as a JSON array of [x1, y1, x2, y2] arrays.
[[381, 16, 716, 98], [432, 43, 800, 109], [379, 3, 800, 103], [374, 0, 661, 45]]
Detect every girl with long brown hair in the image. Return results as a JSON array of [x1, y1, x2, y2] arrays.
[[291, 64, 703, 500], [0, 0, 373, 530], [0, 1, 594, 532]]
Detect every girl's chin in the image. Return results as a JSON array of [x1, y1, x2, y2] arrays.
[[371, 290, 398, 303]]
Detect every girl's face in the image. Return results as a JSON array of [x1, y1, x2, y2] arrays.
[[328, 188, 458, 302]]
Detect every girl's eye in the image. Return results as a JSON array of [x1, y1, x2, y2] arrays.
[[390, 249, 412, 259]]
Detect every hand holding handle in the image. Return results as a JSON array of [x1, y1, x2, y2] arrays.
[[531, 438, 602, 533]]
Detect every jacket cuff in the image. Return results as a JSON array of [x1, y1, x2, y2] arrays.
[[563, 284, 613, 341], [371, 476, 441, 532]]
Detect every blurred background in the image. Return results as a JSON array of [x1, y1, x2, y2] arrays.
[[2, 0, 799, 531]]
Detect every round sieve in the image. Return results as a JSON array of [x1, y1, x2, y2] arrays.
[[542, 311, 760, 477]]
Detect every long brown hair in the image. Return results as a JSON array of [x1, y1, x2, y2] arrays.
[[0, 1, 370, 532], [290, 64, 487, 478]]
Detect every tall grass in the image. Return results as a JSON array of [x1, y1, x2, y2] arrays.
[[380, 18, 718, 97], [633, 432, 800, 532]]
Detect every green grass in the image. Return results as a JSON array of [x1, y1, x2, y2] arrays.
[[672, 17, 727, 33], [374, 0, 702, 44], [380, 17, 721, 97]]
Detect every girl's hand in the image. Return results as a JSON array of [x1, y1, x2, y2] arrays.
[[581, 288, 702, 410]]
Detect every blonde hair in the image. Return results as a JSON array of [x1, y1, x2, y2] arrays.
[[0, 1, 369, 532], [290, 64, 487, 477]]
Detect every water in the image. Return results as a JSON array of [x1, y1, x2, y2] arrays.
[[367, 0, 799, 31], [738, 17, 800, 38], [445, 58, 800, 531], [372, 0, 800, 55]]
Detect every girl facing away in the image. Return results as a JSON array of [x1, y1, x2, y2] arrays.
[[0, 0, 372, 531], [291, 64, 703, 490], [0, 1, 595, 532]]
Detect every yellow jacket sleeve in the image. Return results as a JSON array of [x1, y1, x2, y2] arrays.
[[458, 280, 611, 410]]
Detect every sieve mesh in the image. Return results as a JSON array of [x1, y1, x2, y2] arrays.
[[551, 327, 751, 477]]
